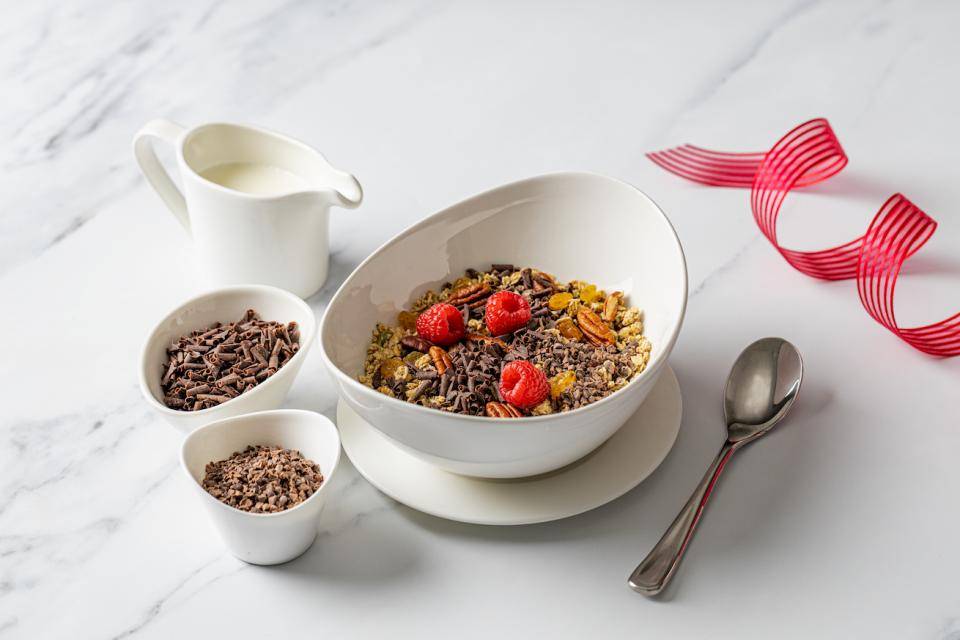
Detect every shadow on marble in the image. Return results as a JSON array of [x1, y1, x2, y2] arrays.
[[270, 490, 422, 585], [277, 517, 422, 585], [899, 253, 960, 277]]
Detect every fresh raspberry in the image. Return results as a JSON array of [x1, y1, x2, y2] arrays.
[[499, 360, 549, 409], [485, 291, 532, 336], [415, 303, 465, 346]]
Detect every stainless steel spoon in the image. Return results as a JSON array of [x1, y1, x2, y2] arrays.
[[628, 337, 803, 596]]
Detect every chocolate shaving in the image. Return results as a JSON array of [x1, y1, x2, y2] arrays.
[[268, 339, 283, 370], [195, 393, 229, 404], [521, 268, 533, 289], [160, 310, 300, 411], [409, 380, 432, 402], [216, 373, 240, 388], [161, 361, 177, 385], [202, 445, 323, 514], [439, 371, 453, 396]]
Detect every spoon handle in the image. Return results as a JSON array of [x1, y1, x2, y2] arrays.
[[629, 441, 736, 595]]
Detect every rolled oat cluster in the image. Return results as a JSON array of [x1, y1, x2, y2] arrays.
[[359, 265, 652, 417]]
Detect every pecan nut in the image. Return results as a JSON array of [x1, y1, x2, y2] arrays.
[[400, 335, 433, 353], [576, 307, 616, 346], [428, 346, 453, 375], [446, 282, 492, 308], [602, 291, 622, 323], [485, 402, 523, 418]]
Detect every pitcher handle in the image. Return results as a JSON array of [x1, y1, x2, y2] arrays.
[[133, 119, 190, 234]]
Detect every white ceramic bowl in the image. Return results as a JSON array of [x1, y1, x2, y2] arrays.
[[320, 172, 687, 478], [140, 284, 316, 432], [181, 409, 341, 565]]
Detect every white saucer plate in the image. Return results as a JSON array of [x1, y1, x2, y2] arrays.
[[337, 365, 682, 525]]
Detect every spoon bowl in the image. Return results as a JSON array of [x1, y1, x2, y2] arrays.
[[724, 337, 803, 444]]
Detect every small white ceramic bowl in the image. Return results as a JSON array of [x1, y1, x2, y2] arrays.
[[320, 172, 687, 478], [139, 284, 316, 432], [181, 409, 341, 565]]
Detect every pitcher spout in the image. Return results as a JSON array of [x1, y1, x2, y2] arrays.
[[317, 169, 363, 209]]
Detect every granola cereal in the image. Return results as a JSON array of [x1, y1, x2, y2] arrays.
[[359, 264, 652, 417]]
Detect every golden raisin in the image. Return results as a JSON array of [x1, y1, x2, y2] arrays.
[[556, 317, 583, 341], [579, 284, 601, 303], [550, 371, 577, 399], [379, 358, 404, 379], [397, 310, 419, 331], [548, 292, 573, 311]]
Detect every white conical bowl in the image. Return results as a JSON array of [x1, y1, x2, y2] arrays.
[[139, 284, 316, 432], [180, 409, 341, 565]]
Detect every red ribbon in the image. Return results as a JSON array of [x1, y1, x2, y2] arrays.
[[648, 118, 959, 356]]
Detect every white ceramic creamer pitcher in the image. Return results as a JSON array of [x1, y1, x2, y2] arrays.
[[133, 120, 362, 298]]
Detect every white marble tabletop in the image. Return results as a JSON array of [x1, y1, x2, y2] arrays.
[[3, 1, 959, 638]]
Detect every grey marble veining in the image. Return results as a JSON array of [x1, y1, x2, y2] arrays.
[[2, 1, 959, 638]]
